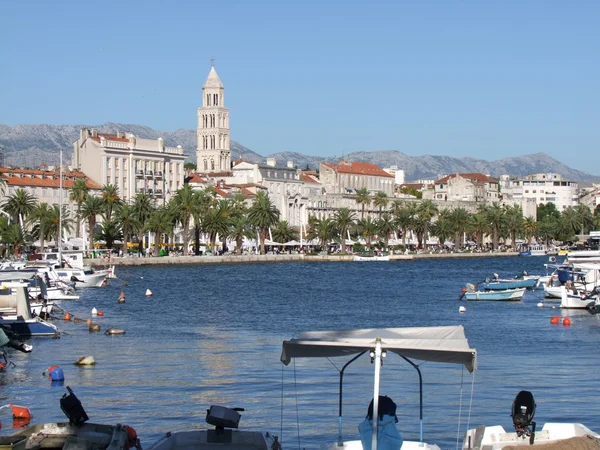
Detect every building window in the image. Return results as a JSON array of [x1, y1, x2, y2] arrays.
[[211, 160, 215, 170]]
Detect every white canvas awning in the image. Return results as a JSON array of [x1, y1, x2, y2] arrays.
[[283, 240, 302, 246], [281, 326, 477, 372]]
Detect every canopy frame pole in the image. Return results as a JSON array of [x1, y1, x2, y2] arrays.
[[337, 351, 367, 446], [371, 339, 382, 450], [400, 356, 423, 444]]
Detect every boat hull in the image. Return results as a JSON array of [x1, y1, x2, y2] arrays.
[[464, 288, 526, 301], [0, 318, 58, 337], [482, 279, 538, 290]]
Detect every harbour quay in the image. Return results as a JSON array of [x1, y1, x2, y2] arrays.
[[86, 251, 519, 267]]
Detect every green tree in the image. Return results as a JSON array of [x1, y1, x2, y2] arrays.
[[3, 188, 37, 226], [247, 192, 280, 255], [80, 195, 105, 252], [116, 203, 140, 256], [132, 193, 155, 254], [48, 204, 73, 249], [522, 217, 538, 244], [537, 203, 560, 222], [504, 204, 524, 248], [333, 207, 356, 249], [69, 178, 89, 237], [373, 191, 389, 217], [448, 207, 469, 248], [145, 207, 173, 255], [172, 184, 197, 255], [485, 203, 505, 250], [184, 162, 197, 171], [431, 216, 454, 247], [101, 183, 122, 221], [574, 204, 594, 236], [416, 199, 438, 248], [202, 199, 233, 253], [96, 218, 123, 250], [272, 220, 299, 244], [467, 213, 491, 249], [306, 217, 336, 251], [228, 217, 253, 255], [28, 202, 53, 250], [377, 213, 395, 248], [356, 216, 378, 249], [355, 188, 371, 219], [2, 223, 30, 255]]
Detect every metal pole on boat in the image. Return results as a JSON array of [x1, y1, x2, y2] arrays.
[[59, 148, 63, 263], [371, 339, 382, 450]]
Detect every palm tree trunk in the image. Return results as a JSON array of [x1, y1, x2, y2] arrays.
[[194, 225, 200, 255], [260, 229, 266, 255], [88, 218, 95, 254], [183, 217, 189, 256], [122, 231, 128, 256], [236, 237, 243, 255]]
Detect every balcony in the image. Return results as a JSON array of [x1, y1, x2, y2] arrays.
[[155, 171, 163, 178], [145, 171, 154, 177], [136, 170, 144, 177]]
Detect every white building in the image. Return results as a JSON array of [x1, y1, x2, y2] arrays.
[[320, 161, 395, 196], [383, 166, 405, 186], [72, 128, 187, 205], [499, 173, 578, 211], [434, 173, 500, 203], [197, 63, 231, 173]]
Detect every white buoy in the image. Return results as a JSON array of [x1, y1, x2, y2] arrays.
[[459, 306, 466, 313], [145, 289, 152, 297], [537, 302, 544, 308], [91, 307, 98, 316]]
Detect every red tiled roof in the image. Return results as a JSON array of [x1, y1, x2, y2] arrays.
[[0, 167, 101, 189], [300, 173, 320, 184], [90, 133, 129, 143], [436, 173, 498, 184], [186, 173, 207, 183], [322, 162, 394, 178]]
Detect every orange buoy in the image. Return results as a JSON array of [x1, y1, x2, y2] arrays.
[[118, 291, 126, 303], [64, 313, 72, 321], [44, 365, 59, 377], [563, 317, 571, 327], [9, 405, 31, 420], [123, 425, 138, 448], [550, 316, 560, 325], [461, 288, 467, 293], [97, 311, 104, 317]]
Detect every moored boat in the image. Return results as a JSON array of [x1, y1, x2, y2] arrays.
[[352, 251, 390, 261], [463, 284, 526, 301]]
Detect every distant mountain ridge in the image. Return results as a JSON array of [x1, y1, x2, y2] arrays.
[[0, 122, 597, 182]]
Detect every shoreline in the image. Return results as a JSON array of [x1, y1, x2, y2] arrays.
[[86, 251, 520, 267]]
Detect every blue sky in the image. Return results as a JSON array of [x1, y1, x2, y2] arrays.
[[1, 0, 598, 174]]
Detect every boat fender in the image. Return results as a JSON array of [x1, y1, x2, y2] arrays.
[[64, 313, 72, 321], [91, 307, 97, 316], [74, 356, 96, 366], [145, 289, 152, 296], [97, 311, 104, 317], [105, 328, 126, 335], [88, 323, 101, 333], [8, 404, 31, 420], [123, 425, 138, 448]]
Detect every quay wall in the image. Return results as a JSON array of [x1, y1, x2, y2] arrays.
[[86, 252, 519, 268]]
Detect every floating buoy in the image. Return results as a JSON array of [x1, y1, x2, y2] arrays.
[[86, 318, 92, 327], [563, 317, 571, 327], [9, 405, 31, 420], [74, 356, 96, 366], [459, 306, 466, 313], [552, 306, 556, 309], [91, 307, 98, 316], [145, 289, 152, 297], [461, 288, 467, 293], [550, 316, 560, 324], [88, 323, 101, 333], [118, 291, 126, 303], [43, 365, 60, 377], [105, 328, 126, 335], [537, 302, 544, 308], [50, 367, 64, 382], [97, 311, 104, 317], [64, 313, 72, 321]]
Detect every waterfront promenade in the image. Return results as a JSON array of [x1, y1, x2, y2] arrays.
[[87, 251, 520, 267]]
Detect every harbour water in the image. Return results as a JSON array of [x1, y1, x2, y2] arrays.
[[1, 256, 599, 450]]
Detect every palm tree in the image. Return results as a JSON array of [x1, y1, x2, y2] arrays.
[[247, 192, 280, 255], [80, 195, 105, 252], [306, 217, 336, 251], [132, 193, 154, 255], [356, 216, 378, 249], [28, 202, 53, 251], [48, 205, 73, 249], [172, 184, 197, 255], [3, 188, 37, 226], [467, 213, 491, 249], [145, 207, 173, 255], [486, 203, 505, 250], [69, 178, 89, 237], [449, 208, 470, 248], [101, 184, 122, 221], [355, 188, 371, 219], [504, 204, 524, 248], [392, 203, 415, 246], [202, 200, 232, 253], [377, 213, 395, 248], [272, 220, 299, 244], [333, 207, 356, 249], [97, 218, 123, 250], [522, 217, 538, 244], [116, 203, 140, 256], [574, 204, 593, 236], [416, 199, 438, 248], [228, 216, 253, 255], [2, 223, 30, 256], [560, 207, 581, 239], [373, 191, 389, 217], [431, 216, 454, 247]]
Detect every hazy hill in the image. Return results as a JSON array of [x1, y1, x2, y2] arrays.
[[0, 122, 596, 182]]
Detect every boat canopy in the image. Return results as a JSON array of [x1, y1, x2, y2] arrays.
[[281, 326, 477, 372]]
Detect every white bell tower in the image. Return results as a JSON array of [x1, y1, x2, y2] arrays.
[[197, 60, 231, 173]]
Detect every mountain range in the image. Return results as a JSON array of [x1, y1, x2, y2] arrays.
[[0, 122, 597, 183]]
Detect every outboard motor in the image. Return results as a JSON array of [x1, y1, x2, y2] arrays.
[[205, 406, 244, 442], [511, 391, 536, 444]]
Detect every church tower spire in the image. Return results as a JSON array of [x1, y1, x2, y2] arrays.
[[197, 60, 230, 173]]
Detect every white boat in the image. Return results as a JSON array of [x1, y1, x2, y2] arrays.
[[55, 267, 107, 288], [566, 249, 600, 264], [281, 326, 477, 450], [559, 285, 599, 309], [462, 390, 599, 449], [353, 251, 390, 261], [147, 405, 280, 450]]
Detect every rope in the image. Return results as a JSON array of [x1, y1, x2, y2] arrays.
[[293, 358, 301, 450], [280, 363, 284, 445]]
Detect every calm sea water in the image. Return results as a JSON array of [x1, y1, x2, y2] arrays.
[[1, 256, 599, 450]]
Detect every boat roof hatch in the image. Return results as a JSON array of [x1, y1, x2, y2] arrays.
[[281, 326, 477, 449]]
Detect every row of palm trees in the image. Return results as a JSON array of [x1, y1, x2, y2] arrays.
[[0, 180, 598, 257]]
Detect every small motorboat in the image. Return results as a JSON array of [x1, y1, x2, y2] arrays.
[[147, 405, 280, 450], [462, 390, 599, 449], [480, 273, 538, 290], [0, 387, 136, 450], [463, 284, 526, 301]]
